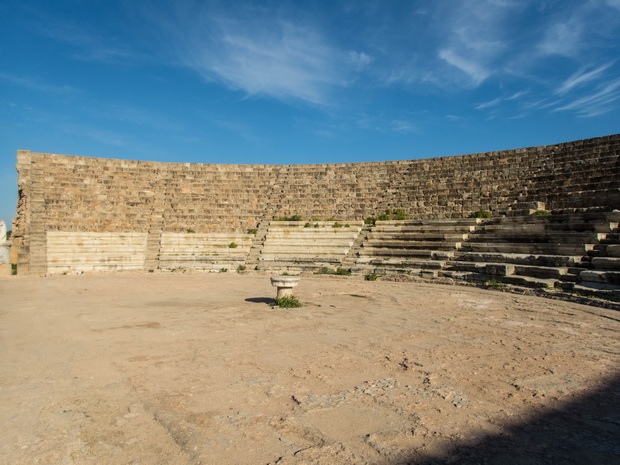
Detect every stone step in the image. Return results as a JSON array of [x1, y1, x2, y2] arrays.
[[159, 254, 247, 261], [161, 232, 255, 238], [591, 257, 620, 270], [261, 247, 350, 255], [482, 222, 618, 233], [259, 257, 342, 264], [488, 212, 620, 224], [568, 282, 620, 296], [357, 249, 444, 259], [47, 245, 147, 253], [462, 242, 593, 255], [514, 265, 570, 279], [367, 233, 468, 241], [499, 275, 559, 289], [266, 228, 359, 240], [454, 251, 589, 267], [606, 245, 620, 257], [47, 264, 145, 274], [263, 238, 355, 245], [255, 262, 342, 272], [268, 221, 365, 227], [371, 225, 477, 233], [159, 262, 241, 272], [579, 270, 620, 285], [47, 256, 145, 265], [350, 265, 439, 278], [363, 241, 461, 250], [355, 257, 446, 269], [160, 241, 253, 248], [376, 218, 481, 226], [468, 232, 607, 243]]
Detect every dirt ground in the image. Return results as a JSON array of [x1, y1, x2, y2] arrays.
[[1, 273, 619, 465]]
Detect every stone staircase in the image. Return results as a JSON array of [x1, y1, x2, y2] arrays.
[[257, 221, 364, 273], [350, 218, 481, 278], [444, 212, 620, 293], [158, 232, 254, 272], [46, 232, 148, 275]]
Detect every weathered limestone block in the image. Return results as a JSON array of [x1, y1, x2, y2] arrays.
[[591, 257, 620, 270], [485, 263, 515, 276]]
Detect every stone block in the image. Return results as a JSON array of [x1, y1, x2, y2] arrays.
[[591, 257, 620, 270], [485, 263, 515, 276]]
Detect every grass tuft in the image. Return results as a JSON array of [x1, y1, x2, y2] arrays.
[[273, 295, 303, 308]]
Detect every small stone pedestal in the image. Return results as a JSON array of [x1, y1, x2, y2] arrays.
[[270, 276, 300, 300]]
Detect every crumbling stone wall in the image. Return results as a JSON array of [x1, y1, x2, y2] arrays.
[[11, 134, 620, 275]]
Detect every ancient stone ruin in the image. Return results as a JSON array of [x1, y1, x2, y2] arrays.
[[10, 134, 620, 296]]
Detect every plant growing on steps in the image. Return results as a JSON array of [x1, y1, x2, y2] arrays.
[[470, 210, 492, 219], [246, 228, 257, 234], [274, 215, 303, 221], [228, 242, 238, 248], [364, 273, 378, 281], [316, 267, 352, 276], [368, 209, 409, 223], [484, 279, 506, 289]]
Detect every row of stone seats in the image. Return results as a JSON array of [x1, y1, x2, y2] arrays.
[[158, 232, 254, 272], [257, 221, 364, 273], [46, 232, 148, 275], [351, 218, 481, 277], [445, 212, 620, 291]]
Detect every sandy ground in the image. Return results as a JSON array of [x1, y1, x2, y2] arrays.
[[1, 273, 619, 465]]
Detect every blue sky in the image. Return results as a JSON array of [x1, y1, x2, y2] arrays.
[[1, 0, 620, 229]]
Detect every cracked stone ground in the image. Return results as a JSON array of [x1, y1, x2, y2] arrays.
[[1, 273, 618, 464]]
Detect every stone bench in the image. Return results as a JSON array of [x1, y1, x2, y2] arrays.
[[362, 241, 462, 250], [454, 252, 588, 267], [462, 242, 593, 255]]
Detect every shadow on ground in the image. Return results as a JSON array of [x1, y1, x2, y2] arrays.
[[401, 372, 620, 464], [245, 297, 274, 304]]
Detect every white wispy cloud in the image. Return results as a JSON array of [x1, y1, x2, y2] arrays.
[[555, 63, 614, 95], [349, 51, 373, 72], [433, 0, 518, 87], [391, 119, 417, 133], [553, 78, 620, 116], [439, 49, 490, 86], [148, 4, 355, 106], [606, 0, 620, 10], [506, 89, 529, 100], [475, 96, 503, 110], [538, 17, 583, 57]]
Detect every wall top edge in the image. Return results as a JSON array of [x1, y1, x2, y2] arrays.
[[16, 133, 620, 168]]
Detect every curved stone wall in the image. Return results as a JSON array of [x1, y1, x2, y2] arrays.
[[11, 134, 620, 275]]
